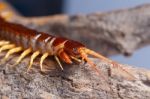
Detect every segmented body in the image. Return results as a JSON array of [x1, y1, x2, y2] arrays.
[[0, 18, 82, 54], [0, 16, 135, 80], [0, 16, 85, 70]]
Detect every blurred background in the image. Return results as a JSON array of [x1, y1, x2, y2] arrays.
[[6, 0, 150, 68]]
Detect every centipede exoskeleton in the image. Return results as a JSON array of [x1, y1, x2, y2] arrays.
[[0, 16, 135, 80]]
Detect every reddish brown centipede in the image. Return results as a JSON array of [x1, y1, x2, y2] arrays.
[[0, 16, 135, 80]]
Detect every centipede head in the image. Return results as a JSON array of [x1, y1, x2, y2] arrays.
[[63, 40, 101, 66], [63, 40, 105, 76], [61, 40, 135, 80]]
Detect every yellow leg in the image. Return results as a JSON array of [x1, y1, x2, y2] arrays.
[[27, 51, 40, 72], [0, 41, 9, 46], [1, 11, 13, 21], [71, 56, 81, 63], [0, 44, 15, 53], [15, 48, 32, 65], [40, 53, 49, 71], [54, 55, 64, 70], [3, 47, 22, 61]]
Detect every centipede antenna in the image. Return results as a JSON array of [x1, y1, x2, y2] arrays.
[[0, 41, 9, 46], [54, 55, 64, 70], [40, 52, 49, 71], [0, 44, 15, 53], [3, 47, 22, 61], [84, 48, 112, 63], [27, 51, 40, 72], [15, 48, 32, 65], [84, 48, 136, 80]]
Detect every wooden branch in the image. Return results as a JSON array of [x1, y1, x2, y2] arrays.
[[0, 57, 150, 99], [0, 1, 150, 99]]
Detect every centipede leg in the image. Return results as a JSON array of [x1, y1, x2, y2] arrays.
[[54, 55, 64, 70], [1, 11, 13, 21], [80, 51, 108, 81], [71, 56, 82, 63], [40, 52, 49, 71], [58, 50, 72, 64], [15, 48, 32, 65], [0, 41, 9, 46], [3, 47, 22, 61], [27, 51, 40, 72], [0, 44, 15, 53]]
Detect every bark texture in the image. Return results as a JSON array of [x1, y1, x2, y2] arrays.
[[0, 1, 150, 99], [0, 56, 150, 99]]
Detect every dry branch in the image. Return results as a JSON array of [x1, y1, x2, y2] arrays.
[[0, 57, 150, 99], [0, 1, 150, 99]]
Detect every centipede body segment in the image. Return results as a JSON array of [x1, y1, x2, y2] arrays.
[[0, 16, 135, 80]]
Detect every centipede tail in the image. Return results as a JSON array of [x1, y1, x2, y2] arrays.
[[0, 16, 135, 81]]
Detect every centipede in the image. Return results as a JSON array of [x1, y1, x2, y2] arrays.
[[0, 16, 135, 80]]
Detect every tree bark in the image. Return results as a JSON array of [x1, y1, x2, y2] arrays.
[[0, 1, 150, 99]]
